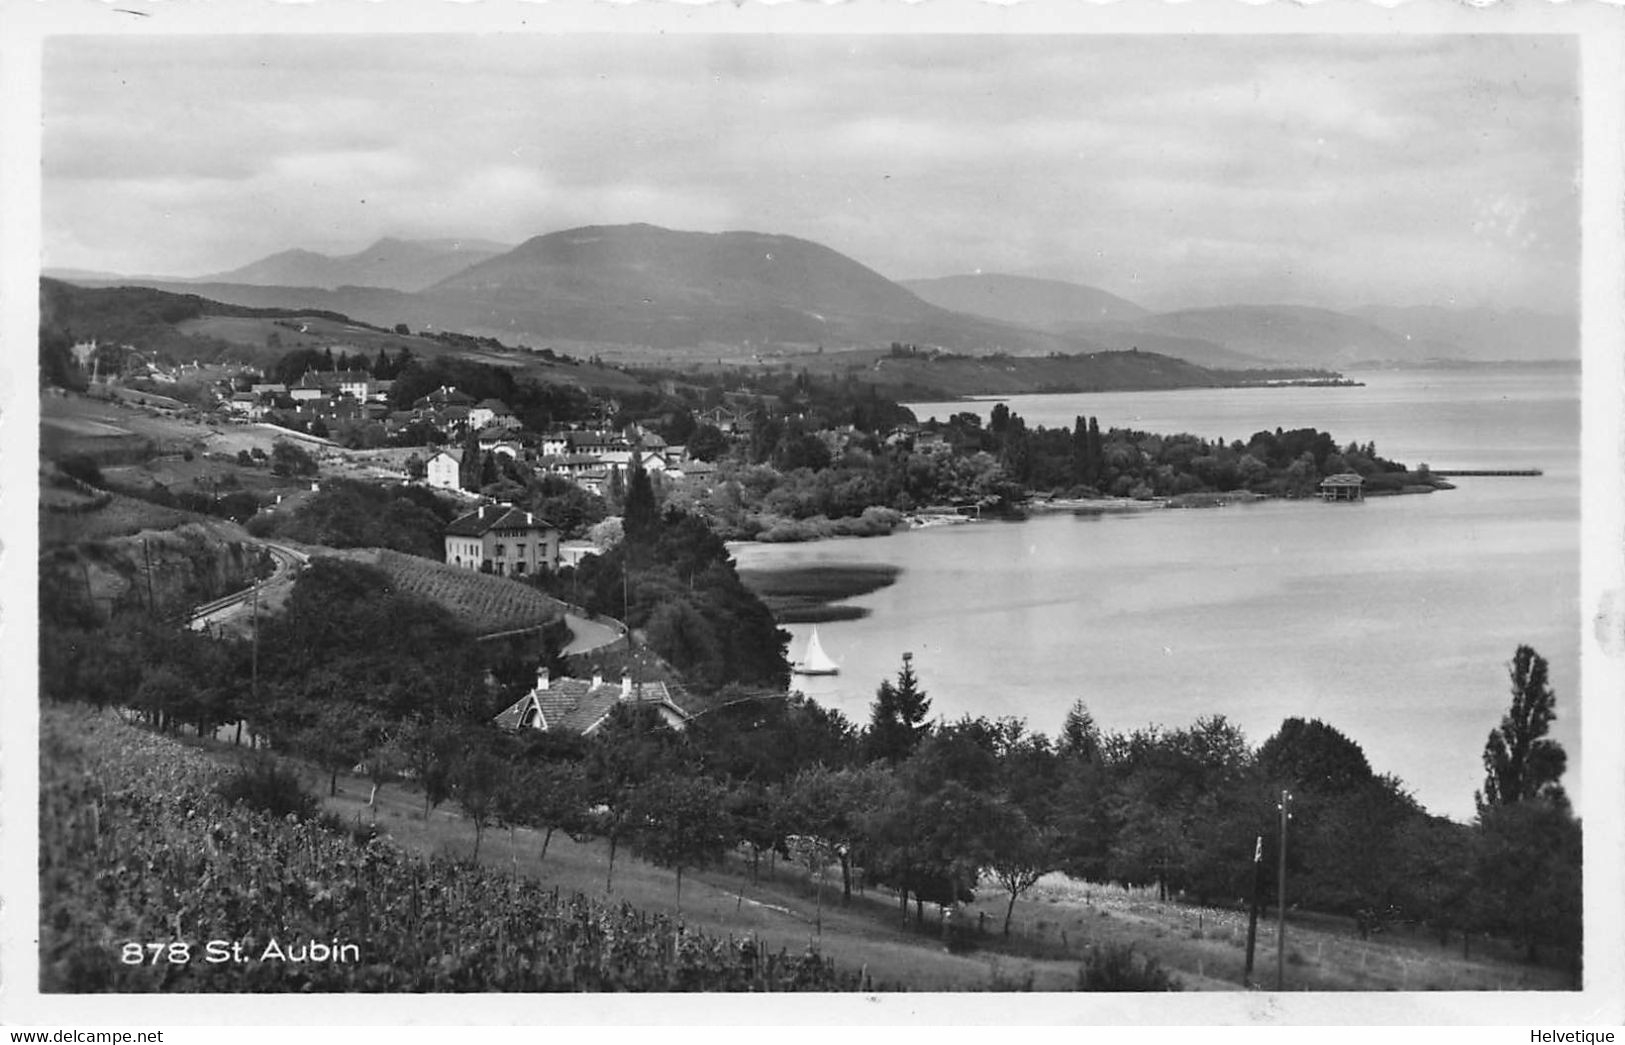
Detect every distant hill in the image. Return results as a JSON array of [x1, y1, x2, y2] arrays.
[[38, 277, 370, 361], [903, 273, 1148, 328], [1123, 305, 1417, 368], [832, 347, 1339, 400], [1349, 305, 1578, 363], [420, 223, 1093, 356], [99, 225, 1099, 358], [204, 237, 511, 293], [898, 274, 1296, 369], [37, 278, 651, 394], [1048, 324, 1272, 370]]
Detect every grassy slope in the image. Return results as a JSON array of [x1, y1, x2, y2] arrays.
[[53, 707, 1563, 993], [314, 766, 1580, 993]]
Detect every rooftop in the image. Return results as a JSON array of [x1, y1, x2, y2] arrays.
[[444, 503, 557, 537], [493, 669, 685, 734]]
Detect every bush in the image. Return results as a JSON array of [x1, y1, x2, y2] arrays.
[[1077, 943, 1182, 992], [271, 439, 317, 478], [217, 757, 318, 819]]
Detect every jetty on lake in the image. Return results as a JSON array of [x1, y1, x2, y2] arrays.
[[1427, 469, 1544, 477]]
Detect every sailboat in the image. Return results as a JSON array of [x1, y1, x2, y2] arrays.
[[792, 625, 840, 676]]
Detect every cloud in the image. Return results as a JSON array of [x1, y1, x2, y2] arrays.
[[40, 33, 1579, 313]]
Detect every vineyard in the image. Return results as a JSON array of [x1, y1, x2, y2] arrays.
[[39, 707, 868, 992], [329, 548, 568, 637]]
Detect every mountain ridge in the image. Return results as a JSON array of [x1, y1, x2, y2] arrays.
[[203, 237, 512, 293], [57, 223, 1578, 367], [902, 273, 1149, 328]]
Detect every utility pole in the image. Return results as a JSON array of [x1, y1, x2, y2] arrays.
[[246, 580, 259, 749], [142, 538, 156, 612], [1276, 789, 1293, 990], [1243, 834, 1263, 986]]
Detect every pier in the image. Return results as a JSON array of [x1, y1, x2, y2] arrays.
[[1429, 469, 1544, 477]]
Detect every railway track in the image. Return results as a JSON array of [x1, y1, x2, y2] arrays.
[[185, 541, 308, 629]]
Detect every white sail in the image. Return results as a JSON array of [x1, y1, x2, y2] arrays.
[[797, 626, 840, 675]]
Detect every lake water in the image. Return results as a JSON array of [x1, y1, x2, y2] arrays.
[[732, 368, 1581, 822]]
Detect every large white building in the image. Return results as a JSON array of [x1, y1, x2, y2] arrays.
[[443, 503, 560, 577]]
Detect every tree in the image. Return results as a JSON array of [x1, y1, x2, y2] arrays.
[[1477, 645, 1568, 812], [584, 703, 684, 894], [509, 760, 589, 868], [1059, 699, 1101, 761], [1473, 797, 1582, 970], [781, 766, 868, 917], [458, 429, 481, 492], [451, 742, 505, 862], [363, 736, 408, 810], [985, 805, 1056, 936], [622, 462, 659, 548], [866, 653, 931, 762], [687, 423, 729, 462], [861, 768, 996, 925], [629, 773, 733, 912], [402, 716, 461, 822], [1256, 718, 1373, 796], [404, 453, 426, 481], [270, 439, 317, 478]]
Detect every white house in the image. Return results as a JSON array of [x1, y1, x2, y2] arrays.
[[425, 448, 464, 491]]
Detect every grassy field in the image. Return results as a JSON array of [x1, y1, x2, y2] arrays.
[[176, 313, 652, 394], [40, 489, 206, 545], [176, 313, 442, 358]]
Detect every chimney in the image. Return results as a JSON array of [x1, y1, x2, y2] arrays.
[[591, 668, 603, 690], [621, 672, 633, 699], [479, 505, 486, 520], [534, 666, 550, 692]]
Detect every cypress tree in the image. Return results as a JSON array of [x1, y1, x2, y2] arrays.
[[1477, 645, 1568, 813], [458, 428, 481, 491]]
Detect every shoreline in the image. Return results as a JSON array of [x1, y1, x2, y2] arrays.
[[731, 481, 1456, 551]]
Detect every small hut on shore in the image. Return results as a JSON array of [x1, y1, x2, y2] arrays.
[[1319, 473, 1366, 502]]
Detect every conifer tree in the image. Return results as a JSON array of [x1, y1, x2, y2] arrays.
[[622, 461, 659, 547], [866, 653, 931, 762], [458, 428, 481, 491]]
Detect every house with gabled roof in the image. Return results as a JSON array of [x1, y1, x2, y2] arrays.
[[476, 425, 528, 459], [443, 503, 560, 577], [425, 448, 463, 491], [493, 666, 690, 735], [469, 398, 516, 430]]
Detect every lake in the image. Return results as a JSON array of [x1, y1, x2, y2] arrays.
[[731, 367, 1581, 822]]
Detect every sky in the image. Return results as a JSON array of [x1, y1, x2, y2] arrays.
[[42, 33, 1580, 314]]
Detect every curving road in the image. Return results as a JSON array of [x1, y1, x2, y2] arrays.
[[560, 612, 626, 657]]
